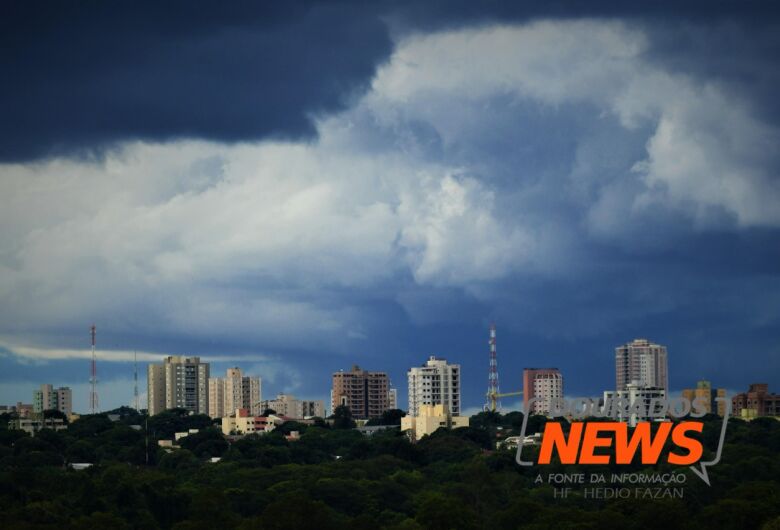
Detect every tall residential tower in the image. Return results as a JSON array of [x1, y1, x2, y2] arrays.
[[523, 368, 563, 415], [615, 338, 669, 392], [331, 365, 391, 420], [147, 356, 210, 416], [32, 384, 72, 416], [408, 356, 461, 417], [208, 367, 262, 418]]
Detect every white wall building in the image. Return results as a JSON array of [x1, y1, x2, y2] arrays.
[[604, 381, 666, 427], [388, 388, 397, 410], [408, 356, 461, 417]]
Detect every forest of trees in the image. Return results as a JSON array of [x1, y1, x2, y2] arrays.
[[0, 407, 778, 529]]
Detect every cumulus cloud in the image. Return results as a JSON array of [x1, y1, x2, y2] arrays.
[[373, 21, 780, 230], [1, 18, 778, 375]]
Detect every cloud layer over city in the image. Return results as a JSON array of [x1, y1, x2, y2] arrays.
[[1, 2, 778, 411]]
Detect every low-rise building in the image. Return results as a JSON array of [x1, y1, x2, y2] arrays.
[[260, 393, 325, 419], [0, 402, 34, 418], [221, 408, 287, 435], [9, 417, 67, 435], [174, 429, 200, 441], [401, 404, 469, 441], [17, 403, 34, 418], [732, 384, 780, 419], [603, 381, 666, 427], [498, 433, 542, 450], [356, 424, 400, 437]]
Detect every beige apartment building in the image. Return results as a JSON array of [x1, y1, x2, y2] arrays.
[[32, 384, 72, 416], [261, 393, 325, 419], [681, 380, 728, 416], [147, 356, 210, 416], [221, 408, 285, 435], [208, 367, 262, 418], [208, 378, 226, 418]]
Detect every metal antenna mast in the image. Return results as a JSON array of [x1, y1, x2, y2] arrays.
[[134, 350, 139, 411], [89, 325, 98, 414], [485, 324, 501, 412]]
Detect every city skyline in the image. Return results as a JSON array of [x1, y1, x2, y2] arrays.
[[0, 332, 763, 415], [2, 3, 779, 415]]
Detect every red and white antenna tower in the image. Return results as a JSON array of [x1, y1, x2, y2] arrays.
[[89, 325, 98, 414], [485, 323, 501, 412]]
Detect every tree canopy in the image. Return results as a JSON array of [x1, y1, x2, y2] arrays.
[[0, 409, 777, 529]]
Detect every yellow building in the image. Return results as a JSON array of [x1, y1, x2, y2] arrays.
[[681, 380, 728, 416], [221, 409, 284, 435], [401, 404, 469, 441]]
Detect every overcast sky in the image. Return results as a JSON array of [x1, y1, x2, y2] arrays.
[[1, 1, 779, 413]]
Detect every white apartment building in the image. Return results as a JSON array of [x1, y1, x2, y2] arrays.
[[388, 388, 397, 410], [147, 356, 210, 416], [407, 356, 461, 417]]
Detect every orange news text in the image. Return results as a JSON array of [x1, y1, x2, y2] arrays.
[[537, 421, 704, 466]]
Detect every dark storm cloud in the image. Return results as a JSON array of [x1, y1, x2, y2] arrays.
[[0, 0, 393, 161], [390, 0, 780, 29], [2, 0, 778, 162]]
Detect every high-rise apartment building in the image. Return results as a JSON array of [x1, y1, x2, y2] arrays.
[[331, 365, 391, 420], [681, 380, 728, 416], [615, 338, 669, 392], [207, 367, 262, 418], [407, 356, 461, 417], [523, 368, 564, 415], [208, 378, 226, 419], [388, 388, 398, 410], [261, 393, 325, 419], [32, 384, 72, 416], [147, 356, 209, 416]]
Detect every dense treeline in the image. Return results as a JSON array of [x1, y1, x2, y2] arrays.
[[0, 408, 778, 529]]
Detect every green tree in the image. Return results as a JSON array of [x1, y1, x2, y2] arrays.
[[331, 405, 356, 429], [366, 409, 406, 426], [415, 491, 478, 530]]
